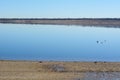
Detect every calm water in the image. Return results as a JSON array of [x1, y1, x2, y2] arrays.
[[0, 24, 120, 61]]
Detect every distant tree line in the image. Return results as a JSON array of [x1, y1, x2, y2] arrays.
[[0, 18, 120, 20]]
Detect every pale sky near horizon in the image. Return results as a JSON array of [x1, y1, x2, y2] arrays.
[[0, 0, 120, 18]]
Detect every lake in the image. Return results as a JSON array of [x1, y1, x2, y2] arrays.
[[0, 24, 120, 61]]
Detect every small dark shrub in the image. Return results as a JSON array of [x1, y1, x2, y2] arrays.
[[39, 61, 42, 63], [94, 61, 97, 64]]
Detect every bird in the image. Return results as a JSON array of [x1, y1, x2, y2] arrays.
[[96, 41, 99, 43], [96, 40, 107, 44]]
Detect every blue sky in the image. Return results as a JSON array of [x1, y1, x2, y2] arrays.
[[0, 0, 120, 18]]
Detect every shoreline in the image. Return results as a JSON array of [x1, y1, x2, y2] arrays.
[[1, 60, 120, 72], [0, 18, 120, 27]]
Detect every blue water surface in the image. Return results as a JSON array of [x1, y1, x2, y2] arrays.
[[0, 24, 120, 61]]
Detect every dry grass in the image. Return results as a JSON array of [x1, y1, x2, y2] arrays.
[[0, 60, 120, 80], [0, 72, 84, 80], [37, 61, 120, 72]]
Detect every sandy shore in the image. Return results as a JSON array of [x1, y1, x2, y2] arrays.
[[1, 18, 120, 27], [0, 60, 120, 80]]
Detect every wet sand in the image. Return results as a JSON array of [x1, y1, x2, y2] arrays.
[[1, 18, 120, 27], [0, 60, 120, 80]]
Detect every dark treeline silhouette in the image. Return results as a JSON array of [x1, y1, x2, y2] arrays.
[[1, 18, 120, 20], [1, 18, 120, 28]]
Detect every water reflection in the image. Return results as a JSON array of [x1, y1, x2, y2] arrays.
[[84, 72, 120, 80]]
